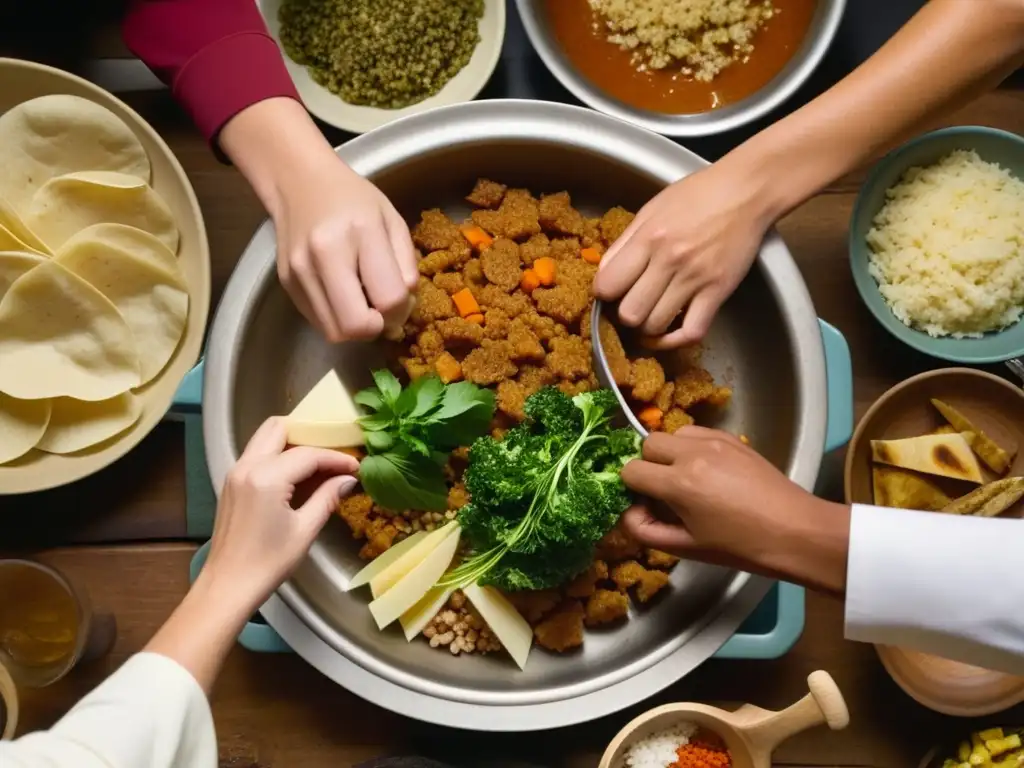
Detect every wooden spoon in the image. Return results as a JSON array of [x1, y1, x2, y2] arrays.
[[599, 670, 849, 768]]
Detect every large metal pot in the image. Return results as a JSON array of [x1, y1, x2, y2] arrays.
[[203, 100, 850, 731], [516, 0, 846, 137]]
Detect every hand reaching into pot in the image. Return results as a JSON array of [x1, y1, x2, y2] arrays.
[[620, 427, 851, 595], [621, 427, 1024, 675], [147, 415, 360, 695], [220, 98, 418, 343], [593, 162, 774, 350]]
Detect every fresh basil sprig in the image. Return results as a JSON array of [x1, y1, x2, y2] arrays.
[[355, 370, 494, 512]]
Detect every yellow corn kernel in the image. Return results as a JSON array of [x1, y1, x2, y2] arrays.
[[970, 746, 992, 766], [962, 742, 977, 762], [988, 736, 1022, 758], [981, 730, 1006, 742]]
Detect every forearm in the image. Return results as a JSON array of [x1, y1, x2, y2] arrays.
[[754, 499, 851, 597], [730, 0, 1024, 220], [219, 98, 350, 220], [144, 571, 256, 695], [123, 0, 300, 145]]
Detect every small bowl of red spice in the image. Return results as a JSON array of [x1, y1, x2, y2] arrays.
[[599, 671, 850, 768]]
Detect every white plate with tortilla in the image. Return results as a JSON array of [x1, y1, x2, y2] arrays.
[[0, 58, 210, 495]]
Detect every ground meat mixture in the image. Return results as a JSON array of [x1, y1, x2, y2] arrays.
[[335, 179, 734, 659]]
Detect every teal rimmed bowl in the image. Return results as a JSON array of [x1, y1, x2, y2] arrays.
[[849, 126, 1024, 364]]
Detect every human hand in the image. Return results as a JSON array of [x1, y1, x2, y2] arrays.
[[620, 428, 850, 594], [273, 157, 418, 343], [593, 162, 774, 348], [202, 417, 360, 611]]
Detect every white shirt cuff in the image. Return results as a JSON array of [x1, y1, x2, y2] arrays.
[[5, 652, 216, 768], [845, 504, 1024, 675]]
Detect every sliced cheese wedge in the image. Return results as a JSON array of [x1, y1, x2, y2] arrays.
[[369, 526, 461, 630], [347, 531, 428, 592], [400, 585, 456, 641], [370, 524, 458, 599], [290, 369, 360, 421], [463, 584, 533, 670], [285, 419, 365, 448], [871, 432, 983, 484]]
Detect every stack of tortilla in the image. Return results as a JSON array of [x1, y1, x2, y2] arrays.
[[0, 94, 190, 466]]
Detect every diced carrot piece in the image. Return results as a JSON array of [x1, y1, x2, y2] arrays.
[[451, 287, 480, 317], [739, 434, 750, 445], [521, 268, 542, 293], [434, 352, 463, 383], [581, 247, 602, 265], [637, 406, 664, 430], [533, 256, 556, 287], [460, 224, 494, 251], [465, 313, 485, 325]]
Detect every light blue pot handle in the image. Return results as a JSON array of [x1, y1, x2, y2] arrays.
[[819, 320, 853, 453], [170, 358, 204, 415], [714, 581, 805, 659], [189, 542, 292, 653]]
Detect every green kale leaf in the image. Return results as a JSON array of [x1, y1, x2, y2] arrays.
[[443, 387, 641, 591]]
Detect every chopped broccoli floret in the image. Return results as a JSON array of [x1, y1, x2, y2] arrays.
[[442, 387, 642, 592]]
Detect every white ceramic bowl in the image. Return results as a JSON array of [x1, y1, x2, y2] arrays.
[[258, 0, 506, 134]]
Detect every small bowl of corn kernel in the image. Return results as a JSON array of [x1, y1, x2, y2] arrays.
[[919, 727, 1023, 768]]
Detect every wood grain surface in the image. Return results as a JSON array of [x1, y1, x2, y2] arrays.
[[1, 22, 1023, 768]]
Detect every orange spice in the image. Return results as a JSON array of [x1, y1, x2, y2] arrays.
[[670, 728, 732, 768]]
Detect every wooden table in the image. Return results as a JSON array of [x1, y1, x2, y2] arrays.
[[3, 50, 1024, 768]]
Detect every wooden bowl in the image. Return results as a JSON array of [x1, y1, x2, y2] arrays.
[[0, 660, 17, 739], [845, 367, 1024, 716], [878, 646, 1024, 718], [0, 58, 210, 495], [599, 671, 849, 768]]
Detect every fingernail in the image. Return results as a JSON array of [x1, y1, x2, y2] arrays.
[[335, 476, 358, 497]]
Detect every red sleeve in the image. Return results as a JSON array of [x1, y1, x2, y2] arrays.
[[122, 0, 301, 145]]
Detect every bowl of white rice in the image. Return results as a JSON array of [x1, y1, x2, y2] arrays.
[[850, 126, 1024, 363]]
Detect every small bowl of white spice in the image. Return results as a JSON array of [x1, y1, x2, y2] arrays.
[[849, 126, 1024, 364]]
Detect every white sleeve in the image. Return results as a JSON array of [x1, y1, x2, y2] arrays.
[[845, 504, 1024, 674], [0, 652, 217, 768]]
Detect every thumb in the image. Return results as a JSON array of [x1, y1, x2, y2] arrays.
[[297, 475, 358, 536], [622, 504, 696, 555]]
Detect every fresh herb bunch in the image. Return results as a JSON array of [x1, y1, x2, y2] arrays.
[[355, 370, 495, 512], [441, 387, 641, 592]]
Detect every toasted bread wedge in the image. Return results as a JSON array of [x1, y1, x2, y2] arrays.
[[872, 466, 953, 510], [941, 476, 1024, 517], [931, 398, 1013, 475]]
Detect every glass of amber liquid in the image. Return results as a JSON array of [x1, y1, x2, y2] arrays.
[[0, 560, 93, 688]]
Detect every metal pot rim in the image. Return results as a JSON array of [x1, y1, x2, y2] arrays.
[[203, 100, 827, 729]]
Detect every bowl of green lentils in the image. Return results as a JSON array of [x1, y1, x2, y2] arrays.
[[261, 0, 506, 134]]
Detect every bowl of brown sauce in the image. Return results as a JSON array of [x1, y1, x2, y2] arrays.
[[516, 0, 845, 137]]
